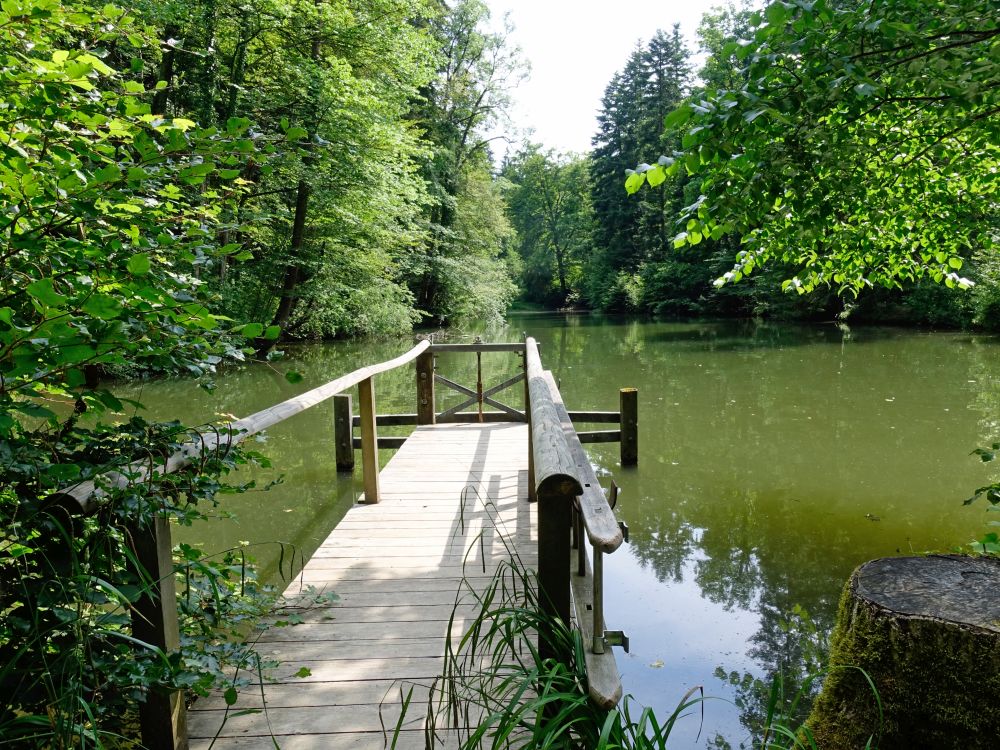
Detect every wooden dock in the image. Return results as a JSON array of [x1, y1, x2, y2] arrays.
[[188, 422, 534, 749], [55, 338, 633, 750]]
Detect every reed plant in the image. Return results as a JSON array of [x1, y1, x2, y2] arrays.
[[389, 504, 879, 750]]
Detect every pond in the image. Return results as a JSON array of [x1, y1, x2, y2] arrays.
[[118, 315, 1000, 747]]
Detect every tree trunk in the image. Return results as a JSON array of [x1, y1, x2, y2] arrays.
[[152, 25, 178, 115], [265, 179, 310, 334], [807, 554, 1000, 749]]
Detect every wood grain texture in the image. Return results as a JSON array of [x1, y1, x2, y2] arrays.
[[541, 371, 623, 554], [525, 337, 582, 498]]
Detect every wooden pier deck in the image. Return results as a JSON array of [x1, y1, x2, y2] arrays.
[[188, 422, 534, 749]]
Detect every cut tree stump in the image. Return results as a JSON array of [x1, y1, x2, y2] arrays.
[[807, 554, 1000, 749]]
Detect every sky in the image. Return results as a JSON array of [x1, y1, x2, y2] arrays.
[[485, 0, 724, 158]]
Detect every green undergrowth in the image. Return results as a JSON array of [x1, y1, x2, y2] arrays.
[[0, 414, 316, 747]]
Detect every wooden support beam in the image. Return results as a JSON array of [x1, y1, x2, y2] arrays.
[[358, 377, 379, 503], [351, 412, 523, 427], [333, 394, 354, 472], [568, 411, 621, 424], [578, 430, 622, 444], [620, 388, 638, 466], [128, 515, 187, 750], [416, 350, 435, 425], [352, 436, 407, 449], [537, 485, 572, 661], [427, 342, 526, 353]]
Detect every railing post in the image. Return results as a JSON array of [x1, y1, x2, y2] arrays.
[[358, 376, 380, 503], [592, 548, 605, 654], [537, 483, 573, 661], [523, 347, 535, 501], [620, 387, 638, 466], [416, 349, 435, 425], [333, 393, 354, 471], [128, 515, 187, 750]]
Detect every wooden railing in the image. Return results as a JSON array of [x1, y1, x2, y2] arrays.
[[45, 341, 431, 750], [524, 337, 630, 709], [45, 336, 637, 747]]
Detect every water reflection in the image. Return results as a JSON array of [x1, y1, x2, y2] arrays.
[[117, 316, 1000, 746]]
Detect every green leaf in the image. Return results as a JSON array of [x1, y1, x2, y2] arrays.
[[765, 2, 788, 25], [663, 105, 691, 130], [47, 463, 82, 482], [285, 126, 308, 140], [27, 279, 67, 308], [285, 370, 304, 384], [239, 322, 264, 339], [224, 687, 238, 706], [264, 325, 281, 340], [82, 294, 123, 320], [293, 667, 311, 678], [624, 172, 645, 194], [645, 165, 667, 188], [127, 254, 151, 275]]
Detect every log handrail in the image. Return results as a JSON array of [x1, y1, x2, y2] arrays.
[[51, 340, 431, 515], [525, 338, 622, 553], [525, 337, 583, 498], [538, 370, 623, 554]]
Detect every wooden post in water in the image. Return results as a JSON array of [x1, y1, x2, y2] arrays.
[[620, 388, 638, 466], [358, 377, 380, 503], [333, 394, 354, 471], [128, 515, 187, 750], [416, 349, 435, 425]]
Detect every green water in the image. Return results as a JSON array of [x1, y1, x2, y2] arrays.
[[117, 316, 1000, 747]]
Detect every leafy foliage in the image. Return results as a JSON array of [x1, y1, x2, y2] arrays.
[[627, 0, 998, 297], [503, 146, 594, 306], [0, 1, 283, 743]]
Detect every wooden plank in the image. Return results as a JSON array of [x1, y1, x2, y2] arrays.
[[189, 423, 540, 745], [351, 435, 406, 449], [569, 546, 623, 710]]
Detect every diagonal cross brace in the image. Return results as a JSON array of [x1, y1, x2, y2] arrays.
[[435, 372, 525, 421]]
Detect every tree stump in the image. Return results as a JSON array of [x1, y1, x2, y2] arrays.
[[807, 555, 1000, 749]]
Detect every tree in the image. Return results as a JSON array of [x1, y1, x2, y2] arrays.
[[132, 0, 441, 341], [589, 32, 692, 310], [504, 146, 594, 305], [406, 0, 525, 323], [0, 1, 276, 742], [627, 0, 998, 296]]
